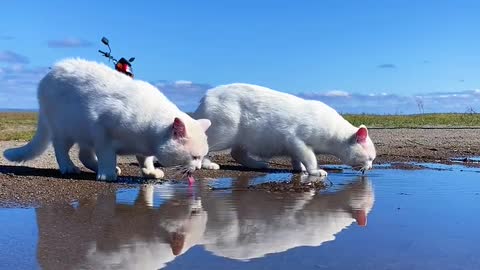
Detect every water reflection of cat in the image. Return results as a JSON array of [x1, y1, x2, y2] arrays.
[[200, 174, 374, 261], [36, 184, 206, 270], [35, 175, 374, 268]]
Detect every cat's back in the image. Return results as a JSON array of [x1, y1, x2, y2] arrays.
[[204, 83, 303, 105], [42, 58, 132, 94], [39, 58, 173, 108], [201, 83, 340, 119]]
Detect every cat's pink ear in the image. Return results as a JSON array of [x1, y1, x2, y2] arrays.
[[173, 117, 187, 139], [352, 209, 367, 227], [170, 232, 185, 255], [197, 119, 211, 132], [356, 125, 368, 143]]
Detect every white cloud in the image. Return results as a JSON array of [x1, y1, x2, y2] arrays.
[[298, 89, 480, 114], [174, 80, 193, 86], [0, 64, 49, 109], [1, 64, 479, 115], [47, 38, 92, 48], [0, 35, 14, 40], [0, 50, 29, 64], [324, 90, 350, 97], [377, 63, 397, 69], [152, 80, 212, 112]]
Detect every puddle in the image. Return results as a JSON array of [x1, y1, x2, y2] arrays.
[[1, 164, 480, 269], [208, 173, 329, 192], [415, 162, 480, 172], [451, 156, 480, 163]]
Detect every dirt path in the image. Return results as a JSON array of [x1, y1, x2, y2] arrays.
[[1, 129, 479, 206]]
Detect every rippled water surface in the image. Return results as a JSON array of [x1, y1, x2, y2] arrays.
[[1, 165, 480, 270]]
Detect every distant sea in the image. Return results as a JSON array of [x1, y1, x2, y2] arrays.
[[0, 108, 38, 113]]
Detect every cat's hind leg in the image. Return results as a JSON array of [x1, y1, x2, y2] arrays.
[[201, 156, 220, 170], [52, 138, 80, 175], [137, 155, 164, 179], [231, 146, 269, 169], [95, 144, 118, 181], [79, 146, 97, 172], [79, 146, 121, 175], [289, 140, 327, 177]]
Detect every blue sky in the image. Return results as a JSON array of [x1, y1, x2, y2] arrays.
[[1, 0, 480, 113]]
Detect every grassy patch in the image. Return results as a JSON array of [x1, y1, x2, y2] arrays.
[[1, 112, 480, 141], [344, 113, 480, 128], [0, 112, 38, 141]]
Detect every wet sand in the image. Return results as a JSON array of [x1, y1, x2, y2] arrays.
[[1, 128, 479, 207]]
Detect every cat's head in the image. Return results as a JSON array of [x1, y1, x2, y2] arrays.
[[156, 117, 211, 173], [340, 125, 376, 172]]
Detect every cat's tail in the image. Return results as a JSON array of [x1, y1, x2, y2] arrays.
[[3, 111, 51, 162]]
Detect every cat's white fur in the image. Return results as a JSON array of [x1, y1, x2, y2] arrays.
[[3, 58, 211, 181], [193, 83, 376, 176]]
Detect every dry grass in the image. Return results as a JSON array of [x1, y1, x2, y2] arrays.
[[0, 112, 38, 141], [344, 113, 480, 128], [1, 112, 480, 141]]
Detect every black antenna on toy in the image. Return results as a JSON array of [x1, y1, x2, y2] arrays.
[[98, 36, 116, 63]]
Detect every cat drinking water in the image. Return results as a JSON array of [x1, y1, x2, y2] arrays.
[[193, 83, 376, 176], [3, 59, 211, 181]]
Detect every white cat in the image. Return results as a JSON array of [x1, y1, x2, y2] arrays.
[[3, 58, 211, 181], [193, 83, 376, 176]]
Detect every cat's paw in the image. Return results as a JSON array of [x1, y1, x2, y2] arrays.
[[60, 165, 81, 175], [202, 162, 220, 170], [307, 169, 328, 177], [141, 168, 165, 179], [96, 172, 118, 182]]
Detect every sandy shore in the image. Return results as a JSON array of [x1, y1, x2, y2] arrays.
[[1, 128, 479, 207]]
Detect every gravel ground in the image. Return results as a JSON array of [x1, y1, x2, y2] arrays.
[[1, 128, 479, 207]]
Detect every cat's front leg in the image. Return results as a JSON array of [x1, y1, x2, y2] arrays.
[[201, 157, 220, 170], [135, 185, 154, 207], [137, 155, 165, 179], [290, 141, 328, 177], [79, 146, 122, 176], [231, 146, 269, 169], [95, 145, 118, 181]]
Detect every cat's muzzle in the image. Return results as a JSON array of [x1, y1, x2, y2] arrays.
[[353, 165, 372, 174]]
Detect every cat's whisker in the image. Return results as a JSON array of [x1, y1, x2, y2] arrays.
[[170, 167, 187, 178], [181, 170, 190, 179], [172, 165, 186, 171], [206, 143, 222, 150]]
